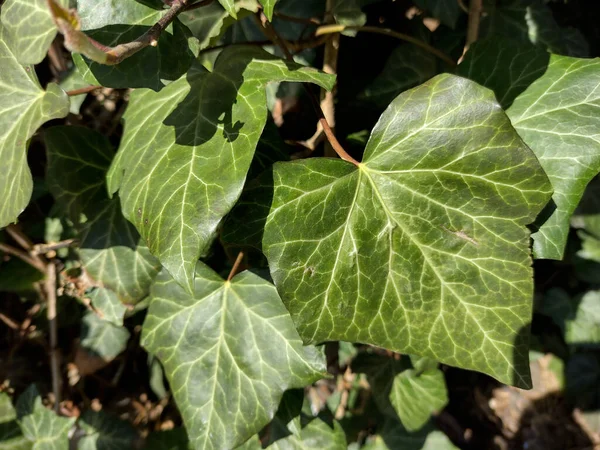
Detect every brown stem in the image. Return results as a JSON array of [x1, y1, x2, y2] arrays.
[[45, 262, 61, 412], [32, 239, 78, 255], [4, 225, 47, 272], [227, 251, 245, 281], [255, 12, 360, 166], [459, 0, 484, 63], [0, 243, 46, 273], [66, 86, 100, 97], [274, 11, 321, 25], [316, 24, 456, 67]]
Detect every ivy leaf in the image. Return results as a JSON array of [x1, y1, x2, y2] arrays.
[[86, 288, 128, 326], [141, 263, 327, 450], [0, 0, 68, 64], [0, 24, 69, 229], [218, 0, 238, 18], [107, 48, 334, 293], [227, 73, 553, 387], [259, 0, 278, 21], [16, 385, 76, 450], [390, 368, 448, 431], [72, 0, 198, 90], [572, 178, 600, 262], [45, 126, 161, 304], [413, 0, 461, 29], [144, 429, 190, 450], [0, 393, 30, 450], [80, 311, 131, 360], [363, 419, 458, 450], [507, 56, 600, 259], [482, 0, 589, 57], [78, 410, 138, 450]]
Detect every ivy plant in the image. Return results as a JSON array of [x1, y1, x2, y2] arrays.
[[0, 0, 598, 448]]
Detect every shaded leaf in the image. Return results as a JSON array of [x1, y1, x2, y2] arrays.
[[413, 0, 461, 29], [45, 126, 161, 304], [390, 368, 448, 431], [507, 56, 600, 259], [16, 385, 76, 450], [566, 353, 600, 410], [482, 0, 589, 57], [0, 393, 31, 450], [0, 24, 69, 228], [80, 311, 130, 360], [86, 288, 128, 326], [78, 410, 138, 450], [0, 0, 67, 64], [144, 429, 190, 450], [141, 263, 327, 450], [363, 419, 458, 450], [73, 0, 198, 90], [227, 73, 552, 387], [107, 47, 334, 293]]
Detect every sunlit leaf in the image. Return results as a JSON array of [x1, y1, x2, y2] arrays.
[[0, 24, 69, 228], [45, 126, 161, 304], [86, 288, 128, 326], [227, 73, 553, 387], [107, 47, 334, 293], [142, 263, 326, 449], [16, 385, 76, 450], [259, 0, 278, 21]]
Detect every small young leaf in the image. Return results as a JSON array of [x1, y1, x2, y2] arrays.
[[16, 385, 76, 450], [507, 56, 600, 259], [141, 264, 326, 450], [259, 0, 278, 21], [228, 73, 553, 387], [107, 47, 334, 293], [0, 24, 69, 228], [45, 126, 161, 304]]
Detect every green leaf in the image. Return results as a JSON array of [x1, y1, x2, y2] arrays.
[[141, 263, 327, 450], [541, 289, 600, 346], [566, 353, 600, 409], [73, 0, 198, 90], [333, 0, 367, 34], [144, 429, 190, 450], [457, 37, 550, 109], [80, 311, 130, 360], [0, 0, 67, 64], [363, 419, 458, 450], [482, 0, 589, 57], [58, 69, 90, 115], [360, 44, 436, 108], [506, 56, 600, 259], [45, 126, 161, 304], [0, 24, 69, 229], [16, 385, 76, 450], [107, 48, 334, 293], [259, 0, 278, 21], [218, 0, 238, 18], [413, 0, 462, 29], [78, 410, 138, 450], [228, 73, 553, 387], [572, 177, 600, 262], [86, 288, 128, 326], [390, 368, 448, 431], [0, 393, 31, 450]]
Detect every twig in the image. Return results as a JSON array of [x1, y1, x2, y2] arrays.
[[0, 243, 46, 273], [0, 313, 20, 330], [457, 0, 469, 14], [316, 24, 456, 67], [320, 0, 339, 157], [198, 36, 328, 55], [32, 239, 78, 255], [256, 12, 360, 166], [460, 0, 483, 62], [45, 262, 61, 413], [227, 251, 245, 281], [66, 86, 100, 97], [274, 11, 321, 25], [49, 0, 190, 65]]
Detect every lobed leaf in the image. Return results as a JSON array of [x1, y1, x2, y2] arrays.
[[78, 410, 138, 450], [45, 126, 161, 304], [227, 73, 553, 387], [86, 288, 128, 326], [0, 393, 30, 450], [141, 263, 327, 450], [107, 47, 334, 293], [0, 24, 69, 228], [507, 56, 600, 259], [80, 311, 131, 361]]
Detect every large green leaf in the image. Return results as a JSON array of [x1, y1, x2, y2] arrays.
[[507, 56, 600, 259], [16, 385, 76, 450], [482, 0, 589, 57], [141, 263, 326, 450], [226, 73, 553, 387], [78, 410, 138, 450], [0, 0, 67, 64], [0, 24, 69, 228], [0, 393, 31, 450], [45, 126, 161, 304], [107, 48, 334, 293], [72, 0, 198, 90], [390, 368, 448, 431]]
